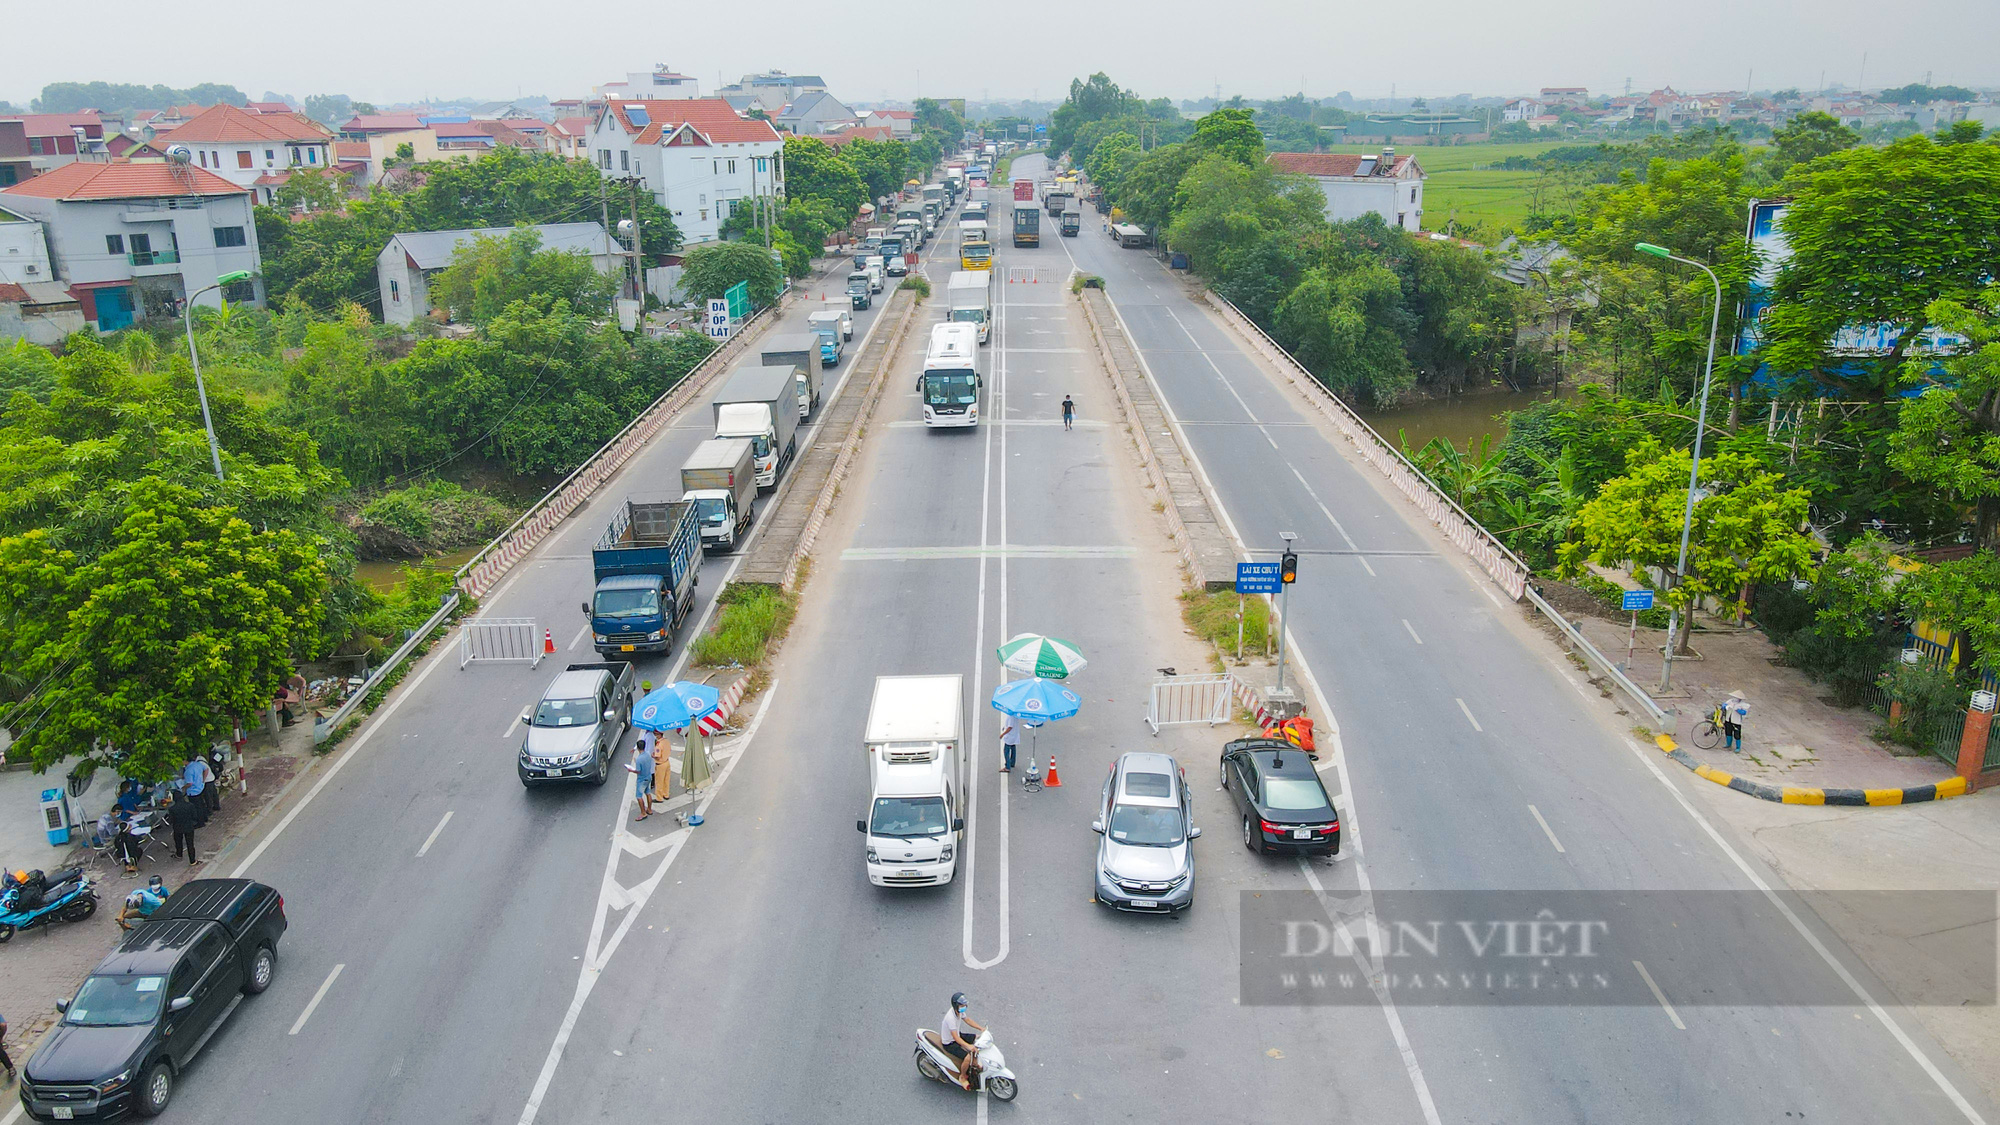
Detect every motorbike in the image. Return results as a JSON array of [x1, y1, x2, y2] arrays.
[[0, 867, 98, 942], [914, 1026, 1018, 1102]]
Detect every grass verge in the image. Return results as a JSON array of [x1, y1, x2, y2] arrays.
[[692, 584, 799, 668], [1181, 588, 1270, 656]]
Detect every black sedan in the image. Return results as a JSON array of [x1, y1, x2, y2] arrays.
[[1220, 738, 1340, 856]]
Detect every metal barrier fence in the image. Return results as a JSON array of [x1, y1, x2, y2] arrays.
[[459, 617, 545, 669], [1206, 294, 1531, 602], [454, 304, 774, 600], [314, 593, 460, 744], [1524, 587, 1672, 728], [1147, 673, 1236, 734]]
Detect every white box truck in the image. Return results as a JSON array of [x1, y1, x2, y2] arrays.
[[947, 271, 992, 345], [760, 333, 824, 421], [679, 437, 757, 551], [858, 675, 964, 887], [712, 364, 801, 491]]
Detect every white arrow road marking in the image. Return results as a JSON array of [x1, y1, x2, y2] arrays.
[[516, 680, 780, 1125]]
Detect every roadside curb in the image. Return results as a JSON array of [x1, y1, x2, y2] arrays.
[[1653, 733, 1971, 805]]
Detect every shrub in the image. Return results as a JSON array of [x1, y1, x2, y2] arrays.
[[692, 584, 798, 667], [1181, 588, 1270, 656], [358, 480, 515, 557], [898, 275, 931, 299]]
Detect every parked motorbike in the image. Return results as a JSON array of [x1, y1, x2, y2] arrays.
[[914, 1026, 1018, 1101], [0, 867, 98, 942]]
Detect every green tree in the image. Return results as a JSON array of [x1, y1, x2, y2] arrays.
[[1402, 237, 1517, 394], [1187, 108, 1265, 167], [1082, 131, 1140, 195], [1889, 288, 2000, 550], [781, 136, 866, 219], [301, 94, 354, 126], [842, 136, 910, 201], [271, 166, 343, 213], [1900, 552, 2000, 679], [427, 227, 617, 325], [1049, 73, 1138, 157], [0, 479, 328, 780], [678, 241, 783, 309], [1274, 263, 1415, 407], [1766, 111, 1858, 179], [1563, 440, 1816, 626]]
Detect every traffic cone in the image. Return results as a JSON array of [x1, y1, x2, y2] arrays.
[[543, 629, 555, 656], [1044, 753, 1062, 787]]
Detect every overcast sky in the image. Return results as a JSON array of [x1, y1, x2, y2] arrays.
[[9, 0, 1998, 109]]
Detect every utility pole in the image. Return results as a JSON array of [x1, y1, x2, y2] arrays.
[[599, 180, 616, 313], [628, 177, 644, 302]]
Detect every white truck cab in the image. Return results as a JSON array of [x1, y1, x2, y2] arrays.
[[859, 675, 964, 887]]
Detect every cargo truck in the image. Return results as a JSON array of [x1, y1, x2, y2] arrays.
[[586, 499, 700, 656], [856, 675, 964, 887], [1012, 177, 1035, 202], [679, 437, 757, 551], [1044, 189, 1073, 217], [806, 310, 845, 369], [1013, 203, 1040, 247], [713, 364, 801, 491], [847, 270, 872, 310], [947, 270, 992, 345], [760, 332, 824, 420]]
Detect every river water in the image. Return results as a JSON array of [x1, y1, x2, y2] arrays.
[[353, 546, 481, 592], [1360, 386, 1574, 456]]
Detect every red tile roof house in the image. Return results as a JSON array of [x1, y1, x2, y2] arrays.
[[1267, 150, 1427, 232], [1, 160, 264, 331], [162, 104, 336, 203], [587, 99, 784, 244], [0, 112, 109, 174]]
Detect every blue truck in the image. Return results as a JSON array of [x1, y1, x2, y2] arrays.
[[585, 499, 700, 657]]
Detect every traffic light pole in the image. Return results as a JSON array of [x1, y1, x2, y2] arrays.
[[1274, 577, 1293, 697], [1269, 532, 1300, 718]]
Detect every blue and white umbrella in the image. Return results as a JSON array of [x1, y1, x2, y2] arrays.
[[632, 681, 722, 733], [989, 677, 1082, 723]]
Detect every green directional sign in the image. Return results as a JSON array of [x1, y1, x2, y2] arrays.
[[724, 281, 750, 320]]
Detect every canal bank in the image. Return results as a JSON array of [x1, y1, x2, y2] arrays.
[[1362, 383, 1574, 455]]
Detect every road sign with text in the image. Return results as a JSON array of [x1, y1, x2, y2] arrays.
[[1236, 562, 1282, 595], [704, 298, 731, 340], [1621, 589, 1655, 612]]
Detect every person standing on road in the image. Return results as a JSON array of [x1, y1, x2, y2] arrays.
[[1061, 395, 1075, 431], [1723, 691, 1750, 751], [164, 791, 200, 866], [998, 718, 1019, 773], [630, 739, 656, 821]]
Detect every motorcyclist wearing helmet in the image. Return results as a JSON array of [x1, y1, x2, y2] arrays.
[[118, 876, 169, 932], [941, 992, 986, 1089]]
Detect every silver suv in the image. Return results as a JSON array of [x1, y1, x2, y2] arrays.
[[517, 662, 636, 787], [1092, 752, 1201, 913]]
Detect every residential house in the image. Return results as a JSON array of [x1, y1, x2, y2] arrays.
[[716, 72, 827, 114], [597, 66, 700, 100], [1501, 98, 1545, 123], [164, 104, 335, 203], [0, 279, 86, 345], [0, 121, 30, 188], [774, 91, 857, 136], [0, 204, 54, 284], [376, 222, 617, 325], [1527, 114, 1563, 132], [1539, 87, 1590, 109], [1266, 149, 1425, 232], [824, 124, 893, 149], [339, 113, 428, 140], [243, 101, 295, 115], [0, 160, 262, 331], [0, 113, 109, 174], [588, 99, 785, 245], [862, 109, 915, 137], [547, 117, 592, 160]]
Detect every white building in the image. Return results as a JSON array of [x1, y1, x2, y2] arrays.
[[1502, 99, 1545, 123], [0, 205, 54, 285], [588, 99, 785, 245], [1267, 150, 1426, 232], [597, 66, 700, 100], [377, 222, 619, 326], [0, 160, 263, 332], [161, 104, 336, 204]]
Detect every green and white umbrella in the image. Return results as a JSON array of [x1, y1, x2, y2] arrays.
[[995, 633, 1088, 679]]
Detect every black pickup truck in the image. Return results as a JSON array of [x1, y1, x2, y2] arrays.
[[20, 879, 288, 1121]]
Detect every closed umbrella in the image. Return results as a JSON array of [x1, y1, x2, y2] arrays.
[[995, 633, 1088, 679], [681, 729, 713, 794]]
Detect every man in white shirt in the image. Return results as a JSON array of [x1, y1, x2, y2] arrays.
[[941, 991, 985, 1089]]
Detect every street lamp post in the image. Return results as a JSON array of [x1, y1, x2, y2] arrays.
[[1635, 242, 1724, 692], [182, 270, 253, 483]]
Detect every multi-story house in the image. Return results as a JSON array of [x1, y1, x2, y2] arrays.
[[588, 99, 785, 245], [0, 113, 109, 175], [0, 159, 262, 331], [1267, 150, 1425, 232], [597, 66, 701, 100], [163, 104, 335, 203]]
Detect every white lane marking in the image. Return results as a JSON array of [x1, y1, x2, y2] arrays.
[[230, 638, 454, 878], [1632, 960, 1685, 1030], [1527, 804, 1565, 853], [1621, 737, 1989, 1122], [518, 682, 779, 1125], [963, 252, 1009, 972], [1402, 619, 1423, 645], [416, 810, 454, 857], [567, 622, 589, 651], [289, 963, 345, 1035], [501, 707, 525, 739], [1455, 698, 1483, 732]]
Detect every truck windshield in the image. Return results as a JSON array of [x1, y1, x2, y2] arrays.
[[749, 435, 771, 458], [532, 697, 598, 726], [924, 372, 979, 406], [66, 974, 166, 1026], [871, 796, 948, 838], [593, 587, 660, 619], [693, 497, 729, 524]]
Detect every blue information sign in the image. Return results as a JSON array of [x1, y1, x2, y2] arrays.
[[1236, 562, 1282, 595], [1621, 589, 1655, 612]]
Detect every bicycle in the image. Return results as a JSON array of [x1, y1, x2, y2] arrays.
[[1691, 703, 1725, 750]]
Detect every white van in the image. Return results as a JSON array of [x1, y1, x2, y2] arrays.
[[859, 675, 964, 887]]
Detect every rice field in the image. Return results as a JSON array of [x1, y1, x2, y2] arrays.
[[1307, 141, 1566, 240]]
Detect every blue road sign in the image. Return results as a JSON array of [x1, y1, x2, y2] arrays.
[[1236, 562, 1282, 595], [1621, 589, 1655, 612]]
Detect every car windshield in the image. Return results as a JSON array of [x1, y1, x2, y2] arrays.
[[1263, 776, 1330, 811], [924, 372, 979, 406], [1108, 804, 1184, 847], [593, 587, 659, 619], [533, 697, 598, 727], [694, 497, 729, 524], [66, 975, 166, 1027], [871, 796, 948, 838]]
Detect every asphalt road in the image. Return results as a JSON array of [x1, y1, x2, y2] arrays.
[[1038, 152, 1998, 1125]]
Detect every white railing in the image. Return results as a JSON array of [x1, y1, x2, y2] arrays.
[[1146, 673, 1236, 733], [459, 617, 546, 669], [314, 593, 460, 743]]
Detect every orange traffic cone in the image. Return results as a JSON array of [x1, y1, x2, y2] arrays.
[[1044, 753, 1062, 787], [543, 629, 556, 655]]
